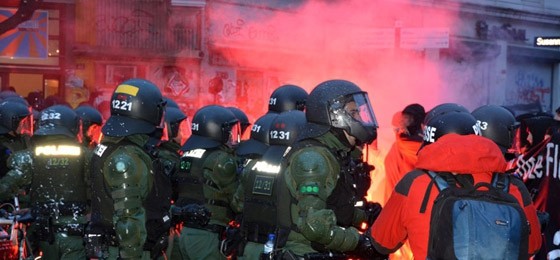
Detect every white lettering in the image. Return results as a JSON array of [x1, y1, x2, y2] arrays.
[[423, 126, 436, 143], [251, 160, 281, 174], [536, 37, 560, 46], [35, 145, 81, 156], [94, 144, 107, 157], [182, 149, 206, 158], [476, 120, 488, 131], [472, 123, 482, 136], [252, 124, 262, 133]]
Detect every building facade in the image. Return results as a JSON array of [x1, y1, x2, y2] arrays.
[[0, 0, 558, 118]]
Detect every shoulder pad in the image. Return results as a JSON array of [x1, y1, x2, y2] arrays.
[[286, 147, 339, 198], [106, 147, 149, 176], [206, 150, 237, 175], [8, 150, 33, 172]]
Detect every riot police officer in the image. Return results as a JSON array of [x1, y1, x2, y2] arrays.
[[227, 106, 251, 143], [0, 100, 33, 178], [225, 113, 279, 258], [88, 78, 170, 259], [160, 103, 188, 259], [277, 79, 381, 259], [267, 84, 308, 114], [174, 105, 239, 260], [471, 104, 519, 159], [75, 104, 103, 148], [231, 113, 278, 212], [0, 105, 90, 259], [237, 110, 306, 259]]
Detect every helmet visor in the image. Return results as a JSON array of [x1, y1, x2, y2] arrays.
[[88, 124, 102, 146], [344, 93, 378, 128], [17, 113, 34, 136], [178, 118, 191, 146], [229, 121, 241, 145]]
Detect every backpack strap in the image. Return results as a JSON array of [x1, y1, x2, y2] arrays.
[[426, 171, 450, 191], [420, 171, 449, 213], [490, 172, 510, 193], [420, 171, 474, 213]]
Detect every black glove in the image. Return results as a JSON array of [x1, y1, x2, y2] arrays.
[[184, 204, 211, 226], [220, 225, 243, 257], [364, 202, 382, 227], [349, 232, 388, 260]]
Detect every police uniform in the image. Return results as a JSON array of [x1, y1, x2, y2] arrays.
[[237, 110, 306, 260], [276, 80, 380, 259], [174, 105, 239, 260], [0, 106, 90, 260], [87, 79, 170, 260], [0, 100, 32, 179]]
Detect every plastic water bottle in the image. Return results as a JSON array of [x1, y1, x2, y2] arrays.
[[263, 233, 275, 256]]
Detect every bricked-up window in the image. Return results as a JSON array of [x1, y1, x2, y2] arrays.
[[77, 0, 201, 54]]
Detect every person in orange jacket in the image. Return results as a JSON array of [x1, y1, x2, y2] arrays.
[[370, 109, 542, 259]]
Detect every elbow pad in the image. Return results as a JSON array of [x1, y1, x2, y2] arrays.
[[116, 217, 146, 259]]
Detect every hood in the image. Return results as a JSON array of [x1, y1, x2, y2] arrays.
[[416, 134, 506, 174]]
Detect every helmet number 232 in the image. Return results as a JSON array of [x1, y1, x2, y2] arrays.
[[112, 100, 132, 111]]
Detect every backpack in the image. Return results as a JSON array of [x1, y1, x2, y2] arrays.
[[423, 171, 529, 260]]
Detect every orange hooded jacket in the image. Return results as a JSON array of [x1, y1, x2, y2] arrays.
[[371, 134, 542, 259]]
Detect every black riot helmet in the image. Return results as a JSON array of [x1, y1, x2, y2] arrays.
[[75, 105, 103, 131], [268, 110, 306, 147], [164, 97, 180, 109], [102, 78, 166, 137], [262, 110, 306, 165], [0, 100, 32, 135], [181, 105, 239, 150], [471, 105, 519, 153], [423, 103, 469, 126], [227, 107, 251, 135], [422, 110, 480, 149], [235, 113, 277, 157], [268, 84, 308, 113], [75, 105, 103, 145], [35, 105, 81, 139], [302, 79, 378, 144], [0, 91, 22, 101], [165, 107, 188, 139]]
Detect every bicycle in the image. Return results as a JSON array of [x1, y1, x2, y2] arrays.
[[0, 197, 37, 260]]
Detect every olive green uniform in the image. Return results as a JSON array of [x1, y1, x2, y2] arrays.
[[175, 145, 238, 260], [0, 135, 90, 260], [158, 141, 183, 260], [280, 132, 368, 257], [231, 158, 264, 259], [89, 135, 171, 259]]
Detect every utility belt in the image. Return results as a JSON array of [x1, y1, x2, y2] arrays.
[[33, 202, 87, 217], [34, 217, 86, 243], [184, 222, 225, 234]]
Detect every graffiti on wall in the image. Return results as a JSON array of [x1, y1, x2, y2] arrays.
[[222, 18, 280, 44], [506, 70, 551, 110]]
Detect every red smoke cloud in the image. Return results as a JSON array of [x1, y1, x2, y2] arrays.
[[208, 0, 460, 128], [208, 1, 464, 215]]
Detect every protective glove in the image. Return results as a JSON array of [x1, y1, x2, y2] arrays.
[[348, 231, 388, 260], [364, 202, 382, 226]]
